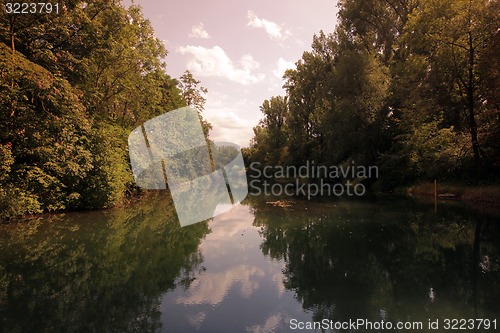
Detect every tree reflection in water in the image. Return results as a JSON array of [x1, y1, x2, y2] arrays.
[[0, 193, 210, 333], [1, 195, 498, 332], [249, 197, 500, 325]]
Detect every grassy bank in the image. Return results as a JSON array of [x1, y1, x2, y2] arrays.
[[407, 182, 500, 204]]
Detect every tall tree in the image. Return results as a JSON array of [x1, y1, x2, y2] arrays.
[[178, 70, 208, 112], [0, 1, 199, 219], [250, 96, 289, 166], [178, 70, 212, 136], [405, 0, 500, 166], [0, 43, 93, 217]]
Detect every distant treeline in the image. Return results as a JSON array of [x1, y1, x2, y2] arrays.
[[0, 1, 208, 219], [244, 0, 500, 189]]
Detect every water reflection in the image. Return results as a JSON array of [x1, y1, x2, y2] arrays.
[[160, 204, 309, 332], [0, 195, 499, 332], [0, 194, 209, 333], [250, 196, 500, 327]]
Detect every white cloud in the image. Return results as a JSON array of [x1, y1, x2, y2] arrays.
[[247, 10, 291, 40], [294, 38, 306, 48], [205, 108, 258, 147], [177, 45, 265, 85], [240, 54, 260, 72], [246, 313, 283, 333], [186, 312, 207, 330], [189, 22, 210, 39], [272, 57, 295, 79], [194, 93, 258, 147], [175, 264, 265, 305]]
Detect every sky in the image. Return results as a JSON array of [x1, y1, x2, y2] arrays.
[[128, 0, 339, 147]]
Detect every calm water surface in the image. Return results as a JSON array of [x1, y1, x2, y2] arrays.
[[0, 194, 499, 332]]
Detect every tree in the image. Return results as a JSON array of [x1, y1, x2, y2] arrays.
[[248, 0, 499, 188], [0, 42, 93, 217], [178, 70, 212, 136], [178, 70, 208, 112], [338, 0, 419, 63], [281, 32, 337, 164], [405, 0, 500, 166], [256, 96, 288, 165], [0, 1, 202, 219], [249, 30, 390, 169]]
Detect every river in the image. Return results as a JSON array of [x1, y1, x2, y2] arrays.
[[0, 194, 498, 332]]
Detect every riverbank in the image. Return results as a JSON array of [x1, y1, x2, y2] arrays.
[[0, 188, 160, 224], [406, 182, 500, 205]]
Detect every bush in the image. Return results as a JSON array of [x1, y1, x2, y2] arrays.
[[76, 123, 133, 209]]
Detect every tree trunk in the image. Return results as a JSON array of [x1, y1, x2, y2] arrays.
[[9, 16, 15, 55], [468, 95, 481, 167], [467, 10, 481, 167]]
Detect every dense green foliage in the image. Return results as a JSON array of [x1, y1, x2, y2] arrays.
[[0, 1, 208, 219], [245, 0, 500, 188]]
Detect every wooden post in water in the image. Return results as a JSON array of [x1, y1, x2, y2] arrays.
[[434, 179, 437, 213]]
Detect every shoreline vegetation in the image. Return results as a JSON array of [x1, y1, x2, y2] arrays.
[[406, 182, 500, 205], [1, 0, 499, 221], [244, 0, 500, 206], [0, 2, 209, 221]]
